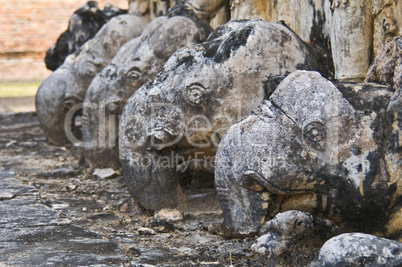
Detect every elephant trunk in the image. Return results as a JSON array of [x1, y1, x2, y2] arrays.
[[82, 72, 123, 169], [215, 131, 270, 237], [120, 148, 181, 210]]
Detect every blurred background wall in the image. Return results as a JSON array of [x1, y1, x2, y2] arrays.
[[0, 0, 128, 82], [0, 0, 128, 112]]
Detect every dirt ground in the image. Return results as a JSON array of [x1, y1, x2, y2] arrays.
[[0, 96, 35, 113], [0, 111, 320, 266]]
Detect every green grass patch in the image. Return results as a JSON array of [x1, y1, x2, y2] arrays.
[[0, 81, 41, 97]]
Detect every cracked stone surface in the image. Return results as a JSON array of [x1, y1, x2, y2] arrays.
[[0, 123, 128, 265]]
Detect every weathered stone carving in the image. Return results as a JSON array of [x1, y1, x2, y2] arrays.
[[81, 14, 212, 170], [215, 70, 401, 238], [36, 15, 148, 146], [208, 4, 230, 29], [45, 1, 127, 71], [366, 36, 402, 90], [119, 20, 322, 211], [318, 233, 402, 266]]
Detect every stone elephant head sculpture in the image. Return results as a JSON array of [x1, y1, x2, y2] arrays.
[[119, 20, 321, 211], [36, 14, 148, 146], [215, 70, 401, 238], [81, 14, 211, 170]]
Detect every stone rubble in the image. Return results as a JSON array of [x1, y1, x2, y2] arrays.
[[252, 210, 340, 258], [318, 233, 402, 267]]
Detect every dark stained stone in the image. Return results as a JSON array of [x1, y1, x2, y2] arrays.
[[45, 1, 127, 71], [215, 71, 401, 238]]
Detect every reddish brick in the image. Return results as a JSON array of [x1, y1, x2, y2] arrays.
[[0, 0, 128, 81], [0, 0, 128, 53]]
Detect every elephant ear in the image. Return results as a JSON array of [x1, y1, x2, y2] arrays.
[[151, 16, 212, 60], [269, 71, 357, 166], [270, 71, 352, 127]]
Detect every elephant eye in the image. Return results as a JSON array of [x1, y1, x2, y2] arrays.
[[79, 61, 97, 78], [303, 121, 325, 142], [183, 84, 208, 106], [126, 67, 141, 81], [104, 64, 118, 79]]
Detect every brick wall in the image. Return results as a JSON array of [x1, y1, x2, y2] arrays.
[[0, 0, 128, 81], [0, 0, 128, 54]]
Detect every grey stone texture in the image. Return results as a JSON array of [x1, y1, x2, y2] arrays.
[[82, 14, 212, 170], [230, 0, 331, 56], [318, 233, 402, 267], [215, 70, 401, 238], [328, 0, 373, 80], [35, 14, 148, 146], [0, 171, 128, 266], [28, 1, 402, 265], [119, 19, 322, 211]]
